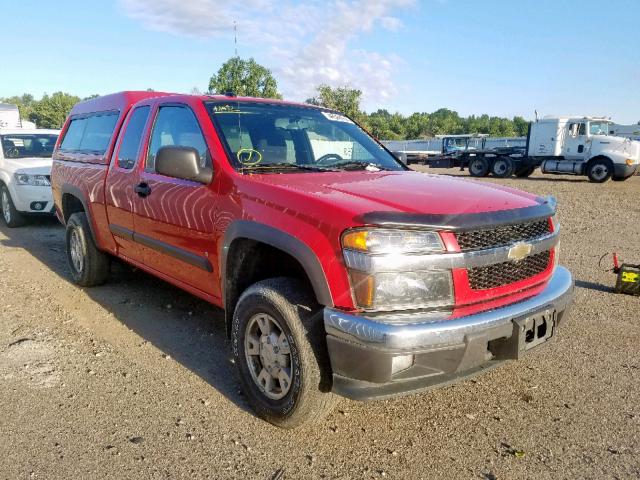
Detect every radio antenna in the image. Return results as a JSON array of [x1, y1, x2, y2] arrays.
[[234, 21, 238, 58]]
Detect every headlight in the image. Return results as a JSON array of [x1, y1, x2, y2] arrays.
[[14, 173, 50, 186], [343, 229, 444, 254], [342, 228, 453, 311]]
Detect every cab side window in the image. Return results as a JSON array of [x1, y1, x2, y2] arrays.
[[117, 106, 150, 169], [146, 106, 210, 172], [577, 123, 586, 135]]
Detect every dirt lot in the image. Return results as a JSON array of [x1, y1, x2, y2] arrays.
[[1, 168, 639, 479]]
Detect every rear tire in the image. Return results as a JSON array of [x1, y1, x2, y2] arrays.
[[491, 157, 514, 178], [232, 277, 337, 428], [65, 212, 110, 287], [586, 158, 613, 183], [1, 185, 26, 228], [514, 166, 536, 178], [468, 157, 490, 177]]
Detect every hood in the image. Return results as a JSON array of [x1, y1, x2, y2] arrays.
[[253, 170, 541, 219], [593, 135, 640, 161], [2, 157, 52, 175]]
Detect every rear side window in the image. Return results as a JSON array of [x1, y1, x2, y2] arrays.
[[146, 105, 210, 172], [59, 118, 87, 151], [117, 106, 150, 169], [59, 112, 119, 154]]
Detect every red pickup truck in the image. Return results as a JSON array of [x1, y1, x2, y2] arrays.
[[51, 91, 573, 428]]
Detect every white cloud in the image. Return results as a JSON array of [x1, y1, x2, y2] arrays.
[[118, 0, 414, 105]]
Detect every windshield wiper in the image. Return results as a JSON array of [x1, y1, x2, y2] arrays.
[[240, 162, 335, 173], [326, 161, 392, 171]]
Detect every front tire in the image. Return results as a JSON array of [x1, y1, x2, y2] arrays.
[[65, 212, 110, 287], [586, 158, 613, 183], [232, 277, 337, 428], [514, 165, 536, 178], [1, 185, 26, 228]]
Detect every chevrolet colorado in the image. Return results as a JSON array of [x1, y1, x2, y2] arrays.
[[51, 92, 574, 428]]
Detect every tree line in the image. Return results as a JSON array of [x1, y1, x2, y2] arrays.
[[3, 57, 530, 138]]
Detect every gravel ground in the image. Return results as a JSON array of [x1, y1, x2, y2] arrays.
[[0, 168, 639, 479]]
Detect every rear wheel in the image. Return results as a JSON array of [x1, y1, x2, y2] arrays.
[[65, 212, 110, 286], [468, 157, 490, 177], [232, 277, 337, 428], [1, 185, 26, 228], [514, 166, 536, 178], [491, 157, 514, 178], [586, 158, 613, 183]]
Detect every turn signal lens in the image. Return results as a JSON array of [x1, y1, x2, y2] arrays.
[[626, 158, 634, 166], [350, 270, 375, 308], [342, 230, 369, 251]]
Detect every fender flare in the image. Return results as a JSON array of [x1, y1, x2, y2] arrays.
[[221, 220, 333, 308], [60, 184, 98, 243]]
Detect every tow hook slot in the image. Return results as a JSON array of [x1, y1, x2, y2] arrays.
[[489, 309, 555, 360]]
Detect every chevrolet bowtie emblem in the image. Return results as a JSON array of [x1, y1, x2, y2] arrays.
[[508, 242, 533, 261]]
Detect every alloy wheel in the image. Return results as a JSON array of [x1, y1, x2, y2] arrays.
[[244, 312, 293, 400], [69, 228, 84, 274], [1, 190, 11, 224]]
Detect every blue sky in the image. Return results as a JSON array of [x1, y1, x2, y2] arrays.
[[3, 0, 639, 123]]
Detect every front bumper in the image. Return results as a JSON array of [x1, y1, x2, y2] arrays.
[[9, 184, 54, 214], [613, 163, 638, 179], [324, 266, 574, 400]]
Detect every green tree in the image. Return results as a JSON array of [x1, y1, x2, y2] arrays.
[[512, 116, 530, 136], [208, 57, 281, 99], [0, 93, 36, 121], [30, 92, 80, 128], [307, 85, 365, 123]]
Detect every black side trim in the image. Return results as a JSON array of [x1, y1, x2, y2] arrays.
[[109, 224, 134, 241], [358, 197, 556, 232], [222, 220, 333, 306], [108, 224, 213, 272]]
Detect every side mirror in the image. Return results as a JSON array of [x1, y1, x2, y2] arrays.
[[155, 146, 213, 184]]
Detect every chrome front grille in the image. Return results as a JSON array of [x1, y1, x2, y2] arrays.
[[467, 250, 551, 290], [456, 219, 551, 251]]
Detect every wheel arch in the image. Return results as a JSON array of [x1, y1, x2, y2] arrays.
[[60, 185, 98, 243], [221, 220, 333, 336]]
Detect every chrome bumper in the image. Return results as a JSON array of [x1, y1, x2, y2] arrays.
[[324, 266, 574, 400]]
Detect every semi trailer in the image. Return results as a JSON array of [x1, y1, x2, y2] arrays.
[[424, 116, 640, 183]]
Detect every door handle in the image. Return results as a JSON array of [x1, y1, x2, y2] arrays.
[[134, 182, 152, 198]]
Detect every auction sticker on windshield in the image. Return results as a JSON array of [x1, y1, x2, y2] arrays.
[[321, 112, 354, 123]]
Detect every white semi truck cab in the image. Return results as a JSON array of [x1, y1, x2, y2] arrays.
[[531, 116, 640, 182]]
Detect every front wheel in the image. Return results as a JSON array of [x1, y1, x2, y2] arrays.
[[1, 185, 26, 228], [232, 277, 337, 428], [514, 166, 536, 178], [66, 212, 110, 286], [586, 159, 613, 183]]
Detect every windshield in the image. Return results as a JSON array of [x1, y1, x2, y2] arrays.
[[1, 134, 58, 158], [207, 102, 403, 173], [589, 121, 610, 136]]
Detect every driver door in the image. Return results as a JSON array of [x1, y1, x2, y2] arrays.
[[131, 102, 221, 300], [563, 122, 587, 160]]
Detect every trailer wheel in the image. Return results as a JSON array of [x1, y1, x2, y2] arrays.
[[491, 157, 514, 178], [469, 157, 490, 177], [514, 166, 536, 178], [586, 158, 613, 183]]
